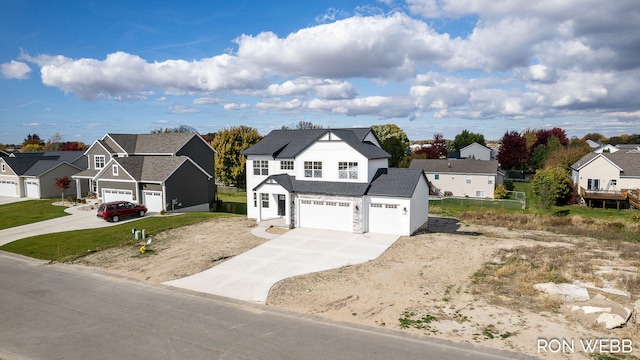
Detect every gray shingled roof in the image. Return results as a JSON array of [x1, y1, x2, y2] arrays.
[[573, 152, 640, 177], [23, 160, 81, 176], [96, 140, 117, 153], [409, 159, 499, 174], [242, 128, 389, 160], [107, 133, 197, 154], [254, 168, 425, 198], [367, 168, 425, 197], [2, 157, 43, 175], [73, 169, 100, 178], [114, 156, 210, 182], [2, 153, 81, 176]]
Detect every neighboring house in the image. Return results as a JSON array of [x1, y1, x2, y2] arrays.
[[594, 144, 640, 154], [0, 151, 86, 198], [572, 151, 640, 191], [72, 133, 215, 213], [460, 142, 494, 160], [410, 159, 504, 198], [242, 128, 429, 236], [571, 151, 640, 209]]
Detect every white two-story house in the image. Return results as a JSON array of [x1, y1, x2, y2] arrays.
[[242, 128, 429, 236]]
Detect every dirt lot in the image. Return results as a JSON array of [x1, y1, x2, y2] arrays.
[[74, 215, 639, 359]]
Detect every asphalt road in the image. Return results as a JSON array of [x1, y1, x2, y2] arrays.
[[0, 252, 538, 360]]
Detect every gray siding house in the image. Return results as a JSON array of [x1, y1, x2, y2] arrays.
[[0, 151, 86, 199], [72, 133, 215, 213]]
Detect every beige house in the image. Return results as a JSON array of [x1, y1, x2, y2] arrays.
[[571, 151, 640, 209], [410, 159, 504, 198]]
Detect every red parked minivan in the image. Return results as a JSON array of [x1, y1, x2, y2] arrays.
[[97, 201, 147, 222]]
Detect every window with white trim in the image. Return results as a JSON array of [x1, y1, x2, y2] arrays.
[[466, 175, 472, 184], [488, 177, 493, 184], [434, 174, 439, 180], [280, 161, 294, 170], [112, 165, 118, 176], [94, 155, 105, 169], [253, 193, 257, 207], [304, 161, 322, 178], [338, 162, 358, 179], [253, 160, 269, 176], [1, 163, 5, 172], [261, 193, 269, 208]]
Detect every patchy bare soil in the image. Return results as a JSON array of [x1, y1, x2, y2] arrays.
[[74, 215, 640, 359]]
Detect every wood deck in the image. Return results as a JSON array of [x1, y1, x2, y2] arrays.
[[580, 187, 640, 210]]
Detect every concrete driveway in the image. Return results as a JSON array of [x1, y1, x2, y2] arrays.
[[0, 204, 148, 246], [164, 228, 399, 304], [0, 196, 29, 206]]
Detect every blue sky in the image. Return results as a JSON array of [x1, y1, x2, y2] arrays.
[[2, 0, 639, 145]]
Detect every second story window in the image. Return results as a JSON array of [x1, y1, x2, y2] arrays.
[[338, 162, 358, 179], [253, 160, 269, 176], [1, 163, 5, 172], [280, 160, 294, 171], [304, 161, 322, 178], [112, 165, 118, 176], [94, 155, 105, 169]]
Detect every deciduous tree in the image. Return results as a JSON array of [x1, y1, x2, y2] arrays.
[[531, 167, 572, 209], [371, 124, 409, 167], [497, 131, 528, 170], [212, 126, 261, 187], [20, 143, 44, 152], [55, 176, 71, 202], [452, 129, 486, 151]]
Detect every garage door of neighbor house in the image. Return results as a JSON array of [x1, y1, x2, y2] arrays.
[[298, 200, 352, 232], [0, 180, 18, 197], [368, 202, 401, 234], [142, 190, 163, 212], [102, 188, 133, 203], [25, 181, 39, 198]]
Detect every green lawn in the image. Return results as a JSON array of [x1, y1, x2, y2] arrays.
[[0, 212, 237, 262], [217, 190, 247, 215], [0, 200, 70, 230]]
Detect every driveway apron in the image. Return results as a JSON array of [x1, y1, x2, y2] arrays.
[[164, 228, 399, 304]]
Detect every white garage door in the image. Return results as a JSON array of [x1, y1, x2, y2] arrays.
[[0, 180, 18, 197], [102, 188, 133, 203], [25, 181, 39, 198], [368, 203, 401, 234], [299, 200, 352, 232], [143, 190, 163, 212]]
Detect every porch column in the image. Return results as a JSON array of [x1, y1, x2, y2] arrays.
[[75, 178, 81, 199]]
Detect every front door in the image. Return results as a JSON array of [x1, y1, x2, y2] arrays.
[[277, 195, 286, 216]]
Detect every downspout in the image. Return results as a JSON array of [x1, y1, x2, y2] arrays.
[[161, 182, 167, 212]]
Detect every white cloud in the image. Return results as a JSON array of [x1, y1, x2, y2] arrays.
[[169, 104, 199, 114], [235, 13, 452, 80], [8, 1, 640, 134], [266, 78, 357, 100], [22, 51, 266, 100], [223, 103, 250, 110], [1, 60, 31, 79]]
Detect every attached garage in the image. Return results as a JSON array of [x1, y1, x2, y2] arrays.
[[368, 202, 402, 234], [102, 188, 133, 203], [298, 199, 353, 232], [25, 180, 39, 198], [0, 180, 18, 197], [142, 190, 163, 212]]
